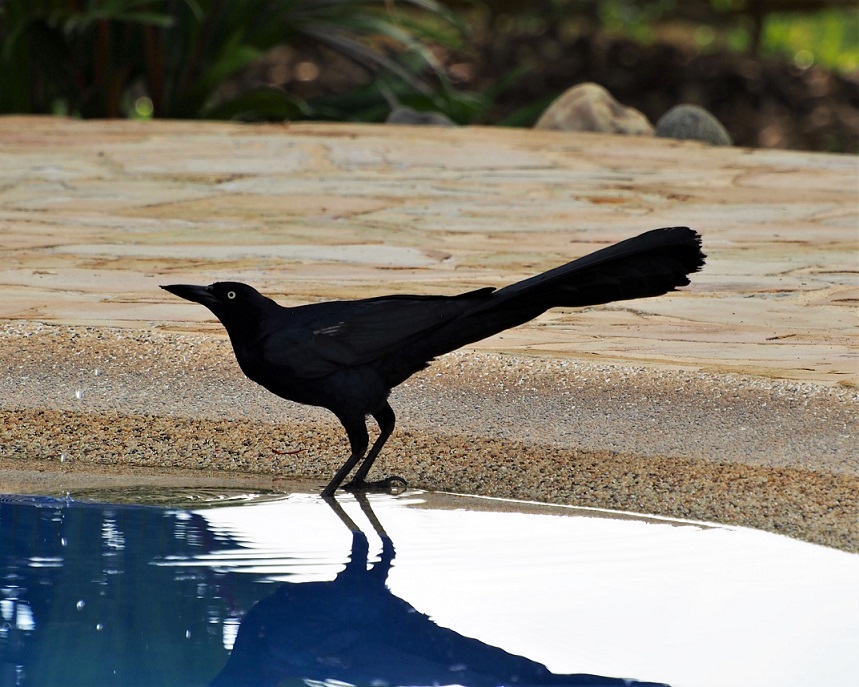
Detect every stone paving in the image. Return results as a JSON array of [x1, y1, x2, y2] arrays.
[[1, 117, 856, 383]]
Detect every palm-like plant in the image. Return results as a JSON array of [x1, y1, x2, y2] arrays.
[[0, 0, 464, 119]]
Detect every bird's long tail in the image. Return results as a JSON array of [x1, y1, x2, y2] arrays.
[[491, 225, 705, 310], [386, 226, 704, 384], [438, 226, 705, 353]]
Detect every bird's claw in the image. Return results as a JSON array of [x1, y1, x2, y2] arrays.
[[344, 476, 407, 495]]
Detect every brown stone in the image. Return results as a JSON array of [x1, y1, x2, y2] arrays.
[[534, 83, 654, 135]]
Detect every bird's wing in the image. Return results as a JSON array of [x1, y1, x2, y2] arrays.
[[259, 289, 494, 378]]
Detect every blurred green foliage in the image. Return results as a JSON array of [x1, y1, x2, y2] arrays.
[[0, 0, 855, 125], [762, 9, 859, 73], [0, 0, 465, 119], [518, 0, 858, 74]]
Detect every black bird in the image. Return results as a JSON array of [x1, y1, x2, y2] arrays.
[[163, 226, 705, 497]]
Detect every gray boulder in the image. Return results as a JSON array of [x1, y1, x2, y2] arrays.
[[386, 106, 456, 127], [655, 104, 732, 146]]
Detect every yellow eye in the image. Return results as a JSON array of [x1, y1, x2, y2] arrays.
[[227, 291, 237, 300]]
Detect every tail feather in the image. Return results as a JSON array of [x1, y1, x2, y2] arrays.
[[386, 226, 705, 385], [441, 226, 704, 348], [491, 226, 704, 309]]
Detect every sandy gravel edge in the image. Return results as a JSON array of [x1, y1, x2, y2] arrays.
[[1, 409, 856, 551], [2, 322, 857, 552]]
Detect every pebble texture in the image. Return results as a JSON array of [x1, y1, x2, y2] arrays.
[[2, 323, 855, 551], [0, 117, 855, 551]]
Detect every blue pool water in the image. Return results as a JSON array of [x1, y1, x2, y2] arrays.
[[0, 489, 857, 687]]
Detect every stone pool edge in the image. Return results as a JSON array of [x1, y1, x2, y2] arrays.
[[2, 405, 856, 553]]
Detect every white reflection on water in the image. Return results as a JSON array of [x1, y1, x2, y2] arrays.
[[161, 492, 859, 687]]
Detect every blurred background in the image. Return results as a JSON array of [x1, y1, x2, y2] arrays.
[[0, 0, 856, 152]]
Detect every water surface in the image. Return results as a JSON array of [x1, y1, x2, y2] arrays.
[[0, 489, 856, 687]]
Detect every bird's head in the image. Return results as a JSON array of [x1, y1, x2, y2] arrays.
[[161, 281, 278, 334]]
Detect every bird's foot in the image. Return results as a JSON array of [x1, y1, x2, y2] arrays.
[[344, 475, 408, 495]]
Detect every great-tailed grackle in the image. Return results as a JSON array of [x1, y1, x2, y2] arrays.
[[163, 226, 705, 497]]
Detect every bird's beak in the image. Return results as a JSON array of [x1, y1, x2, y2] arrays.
[[161, 284, 219, 308]]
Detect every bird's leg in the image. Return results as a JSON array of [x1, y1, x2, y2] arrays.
[[344, 402, 406, 493], [353, 493, 395, 579], [320, 416, 368, 498]]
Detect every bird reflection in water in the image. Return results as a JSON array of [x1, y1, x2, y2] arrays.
[[211, 495, 668, 687]]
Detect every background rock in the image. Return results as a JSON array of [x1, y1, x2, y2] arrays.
[[534, 82, 654, 135], [655, 104, 733, 145]]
